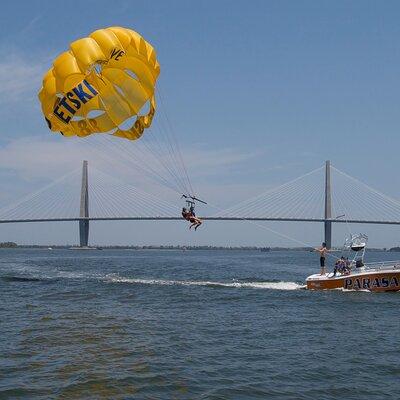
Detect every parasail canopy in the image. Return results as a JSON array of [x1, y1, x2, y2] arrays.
[[38, 26, 160, 140]]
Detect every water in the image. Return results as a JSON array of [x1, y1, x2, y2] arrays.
[[1, 248, 399, 399]]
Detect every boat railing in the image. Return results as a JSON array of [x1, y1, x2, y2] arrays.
[[355, 260, 400, 271]]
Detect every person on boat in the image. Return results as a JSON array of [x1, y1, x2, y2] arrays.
[[333, 259, 341, 276], [333, 257, 348, 274], [338, 257, 352, 275], [315, 242, 329, 275], [333, 257, 345, 276], [181, 207, 202, 231]]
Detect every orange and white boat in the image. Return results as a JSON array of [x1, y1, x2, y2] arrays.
[[306, 234, 400, 292], [306, 264, 400, 291]]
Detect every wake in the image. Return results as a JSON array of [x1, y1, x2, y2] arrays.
[[1, 267, 304, 291], [104, 275, 303, 291]]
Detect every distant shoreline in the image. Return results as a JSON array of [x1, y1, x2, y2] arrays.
[[0, 242, 394, 251]]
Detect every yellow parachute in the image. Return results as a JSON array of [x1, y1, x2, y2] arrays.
[[38, 26, 160, 140]]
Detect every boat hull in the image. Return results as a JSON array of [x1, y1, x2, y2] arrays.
[[306, 270, 400, 292]]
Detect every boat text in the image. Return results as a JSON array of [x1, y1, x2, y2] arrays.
[[344, 276, 399, 290]]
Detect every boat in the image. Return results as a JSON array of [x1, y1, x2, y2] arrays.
[[306, 234, 400, 292]]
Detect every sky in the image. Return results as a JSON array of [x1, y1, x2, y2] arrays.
[[0, 0, 400, 247]]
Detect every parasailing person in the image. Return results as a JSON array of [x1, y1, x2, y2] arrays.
[[181, 206, 202, 231]]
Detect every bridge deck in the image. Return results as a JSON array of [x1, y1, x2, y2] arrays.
[[1, 217, 400, 225]]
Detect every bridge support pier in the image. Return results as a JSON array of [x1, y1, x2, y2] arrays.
[[324, 160, 332, 249], [79, 160, 89, 247]]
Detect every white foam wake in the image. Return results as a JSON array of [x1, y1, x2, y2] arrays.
[[105, 275, 303, 291]]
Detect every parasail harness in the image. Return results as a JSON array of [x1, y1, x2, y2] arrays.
[[181, 194, 207, 217]]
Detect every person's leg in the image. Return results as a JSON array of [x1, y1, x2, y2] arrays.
[[320, 257, 325, 275], [195, 218, 202, 230], [319, 257, 322, 274]]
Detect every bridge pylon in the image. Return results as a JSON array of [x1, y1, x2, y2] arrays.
[[79, 160, 89, 247], [324, 160, 332, 249]]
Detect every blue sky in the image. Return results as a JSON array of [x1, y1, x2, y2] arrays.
[[0, 0, 399, 247]]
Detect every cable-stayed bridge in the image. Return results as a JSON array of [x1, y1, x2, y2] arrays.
[[1, 160, 400, 247]]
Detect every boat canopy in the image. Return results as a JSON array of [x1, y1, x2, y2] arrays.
[[344, 233, 368, 252]]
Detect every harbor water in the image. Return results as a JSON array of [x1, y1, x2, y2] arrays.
[[1, 248, 399, 399]]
